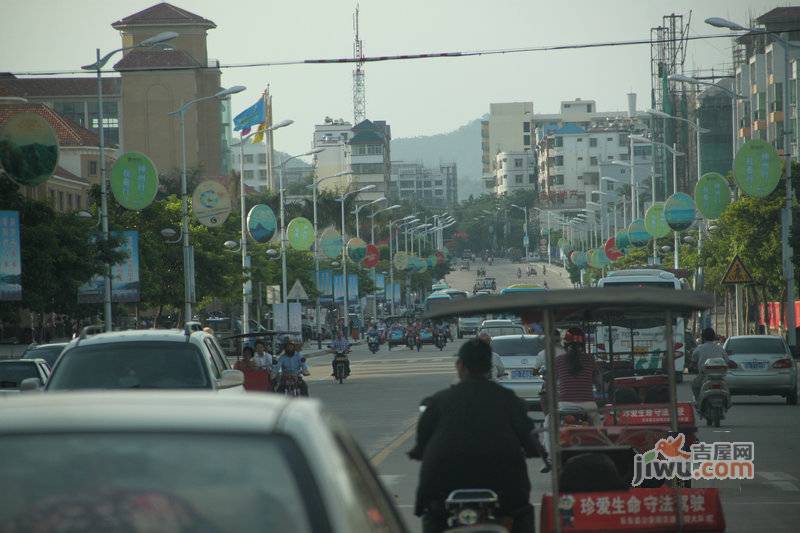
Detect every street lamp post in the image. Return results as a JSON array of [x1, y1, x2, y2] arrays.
[[706, 17, 797, 349], [510, 204, 529, 260], [338, 185, 375, 337], [533, 208, 552, 264], [169, 85, 246, 326], [388, 215, 415, 314], [369, 204, 401, 244], [82, 31, 178, 331], [308, 171, 346, 347], [353, 197, 386, 240]]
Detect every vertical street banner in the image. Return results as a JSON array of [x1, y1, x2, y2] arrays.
[[272, 303, 301, 333], [333, 274, 345, 303], [394, 283, 401, 304], [372, 272, 385, 299], [0, 211, 22, 301], [385, 282, 401, 304], [348, 274, 359, 301], [78, 230, 140, 303], [317, 269, 333, 297]]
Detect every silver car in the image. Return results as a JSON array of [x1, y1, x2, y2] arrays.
[[492, 334, 546, 410], [723, 335, 798, 405], [0, 392, 407, 532]]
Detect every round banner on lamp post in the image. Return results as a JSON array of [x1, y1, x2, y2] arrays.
[[393, 251, 409, 270], [644, 202, 671, 238], [604, 237, 623, 262], [247, 204, 277, 243], [572, 250, 588, 269], [192, 180, 231, 227], [0, 112, 59, 186], [363, 244, 379, 268], [347, 237, 367, 262], [694, 172, 731, 219], [664, 192, 696, 231], [615, 230, 630, 251], [627, 218, 651, 247], [733, 139, 781, 198], [110, 151, 159, 210], [286, 217, 314, 250], [320, 228, 343, 259]]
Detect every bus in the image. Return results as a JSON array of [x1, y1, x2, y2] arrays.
[[595, 269, 689, 378], [424, 291, 452, 314], [442, 288, 469, 301]]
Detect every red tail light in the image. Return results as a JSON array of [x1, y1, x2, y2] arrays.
[[709, 383, 722, 389], [772, 358, 793, 369], [674, 342, 684, 350], [727, 360, 739, 369], [597, 343, 606, 351]]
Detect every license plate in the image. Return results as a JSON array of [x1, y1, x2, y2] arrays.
[[744, 361, 768, 370], [511, 369, 535, 379], [710, 398, 724, 407]]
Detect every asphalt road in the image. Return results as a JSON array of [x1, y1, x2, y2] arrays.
[[310, 258, 800, 532]]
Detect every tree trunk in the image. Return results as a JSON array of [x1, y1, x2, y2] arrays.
[[154, 305, 163, 329]]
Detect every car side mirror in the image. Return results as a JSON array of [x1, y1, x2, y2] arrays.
[[218, 369, 244, 389], [20, 377, 42, 393]]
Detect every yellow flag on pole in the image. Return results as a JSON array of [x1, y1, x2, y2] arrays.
[[251, 122, 266, 144]]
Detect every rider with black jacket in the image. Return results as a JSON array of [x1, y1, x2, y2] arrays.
[[409, 339, 543, 532]]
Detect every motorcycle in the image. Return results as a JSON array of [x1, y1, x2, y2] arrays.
[[696, 357, 731, 427], [368, 335, 380, 354], [333, 350, 350, 384], [281, 374, 303, 397], [445, 489, 504, 530], [406, 332, 416, 350], [435, 333, 446, 351], [517, 268, 522, 279]]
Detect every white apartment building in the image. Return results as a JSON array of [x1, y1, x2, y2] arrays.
[[230, 138, 311, 192], [481, 102, 534, 175], [312, 117, 353, 192], [391, 161, 458, 208], [488, 151, 537, 195]]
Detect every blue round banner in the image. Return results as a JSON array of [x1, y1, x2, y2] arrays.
[[664, 192, 696, 231]]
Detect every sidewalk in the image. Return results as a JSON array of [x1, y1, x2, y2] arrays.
[[0, 344, 28, 360]]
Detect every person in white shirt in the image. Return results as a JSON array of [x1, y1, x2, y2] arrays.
[[252, 340, 272, 370], [476, 332, 506, 380]]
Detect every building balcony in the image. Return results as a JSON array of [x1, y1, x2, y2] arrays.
[[769, 73, 776, 85], [753, 119, 768, 131], [738, 127, 751, 138], [769, 111, 784, 122], [752, 84, 759, 95]]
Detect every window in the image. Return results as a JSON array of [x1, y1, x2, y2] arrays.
[[523, 122, 530, 133], [244, 155, 254, 164], [87, 100, 119, 145], [435, 189, 444, 195], [577, 137, 583, 142], [351, 144, 367, 155], [434, 180, 443, 186], [529, 174, 536, 183], [399, 180, 414, 188], [89, 161, 98, 176], [590, 138, 597, 147], [350, 163, 383, 174], [586, 104, 592, 112], [608, 155, 615, 161], [259, 169, 267, 179], [564, 103, 571, 108], [53, 101, 85, 128], [515, 175, 523, 184], [258, 154, 267, 164], [554, 156, 564, 166], [619, 153, 630, 161], [523, 134, 531, 145], [555, 136, 563, 147], [554, 175, 565, 185], [619, 134, 629, 146], [590, 156, 598, 166], [633, 145, 652, 157], [577, 156, 583, 161], [514, 158, 523, 168], [67, 193, 73, 210], [367, 144, 383, 155], [243, 170, 254, 179], [423, 181, 432, 188], [340, 132, 348, 141], [607, 137, 613, 142]]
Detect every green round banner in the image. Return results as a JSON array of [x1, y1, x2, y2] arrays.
[[286, 217, 314, 250], [347, 237, 367, 262], [664, 192, 696, 231], [320, 228, 342, 259], [628, 218, 651, 247], [694, 172, 731, 219], [393, 251, 409, 270], [247, 204, 277, 243], [428, 254, 438, 268], [644, 202, 670, 238], [571, 251, 588, 269], [734, 139, 782, 198], [414, 256, 428, 274], [110, 152, 158, 210], [0, 112, 59, 186]]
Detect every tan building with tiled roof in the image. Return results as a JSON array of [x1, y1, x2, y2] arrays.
[[112, 2, 227, 179], [0, 101, 112, 212]]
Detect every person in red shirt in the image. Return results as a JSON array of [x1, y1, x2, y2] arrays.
[[554, 327, 599, 420], [235, 346, 272, 392]]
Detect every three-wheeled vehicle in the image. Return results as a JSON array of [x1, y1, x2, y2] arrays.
[[425, 288, 725, 532]]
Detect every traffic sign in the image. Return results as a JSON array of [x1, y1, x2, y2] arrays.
[[288, 279, 308, 300], [721, 255, 754, 284]]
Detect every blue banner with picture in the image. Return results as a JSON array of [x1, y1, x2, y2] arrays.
[[333, 274, 345, 303], [348, 274, 359, 301], [78, 230, 140, 303], [317, 269, 333, 296], [0, 211, 22, 301]]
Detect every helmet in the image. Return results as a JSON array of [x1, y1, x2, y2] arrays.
[[563, 327, 585, 345]]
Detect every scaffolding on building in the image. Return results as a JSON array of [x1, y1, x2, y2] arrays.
[[650, 12, 691, 198]]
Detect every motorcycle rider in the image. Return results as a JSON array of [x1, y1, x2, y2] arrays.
[[691, 327, 729, 401], [272, 340, 310, 396], [329, 331, 352, 376], [367, 324, 381, 352], [477, 332, 506, 381], [517, 267, 522, 279], [409, 339, 542, 533]]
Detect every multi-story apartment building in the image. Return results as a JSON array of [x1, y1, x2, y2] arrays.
[[481, 102, 534, 176], [733, 7, 800, 156], [0, 101, 111, 212], [390, 161, 458, 208], [485, 151, 537, 196], [311, 117, 391, 201], [229, 139, 311, 192]]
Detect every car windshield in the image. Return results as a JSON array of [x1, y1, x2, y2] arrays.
[[726, 338, 787, 355], [492, 337, 544, 357], [0, 362, 39, 389], [22, 345, 64, 367], [47, 342, 210, 390], [0, 433, 322, 533], [481, 327, 525, 337]]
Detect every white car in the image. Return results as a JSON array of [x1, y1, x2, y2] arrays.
[[0, 392, 407, 532], [0, 359, 50, 395], [479, 319, 526, 338], [723, 335, 798, 405], [40, 326, 244, 392], [492, 334, 546, 410]]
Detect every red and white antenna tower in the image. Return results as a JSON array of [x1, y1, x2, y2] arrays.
[[352, 4, 366, 124]]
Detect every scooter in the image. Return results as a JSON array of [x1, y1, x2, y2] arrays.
[[368, 335, 380, 354], [333, 349, 350, 384], [445, 489, 504, 530], [435, 333, 446, 351], [696, 357, 732, 428]]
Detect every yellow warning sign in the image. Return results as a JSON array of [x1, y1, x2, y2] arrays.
[[722, 255, 754, 284]]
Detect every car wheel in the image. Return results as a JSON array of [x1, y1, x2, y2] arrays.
[[787, 390, 798, 405]]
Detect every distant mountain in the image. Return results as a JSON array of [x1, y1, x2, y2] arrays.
[[274, 150, 311, 169], [391, 117, 484, 200]]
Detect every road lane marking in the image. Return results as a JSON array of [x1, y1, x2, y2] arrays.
[[759, 472, 798, 481], [371, 422, 417, 467]]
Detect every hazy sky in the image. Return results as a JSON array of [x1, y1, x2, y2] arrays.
[[0, 0, 782, 160]]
